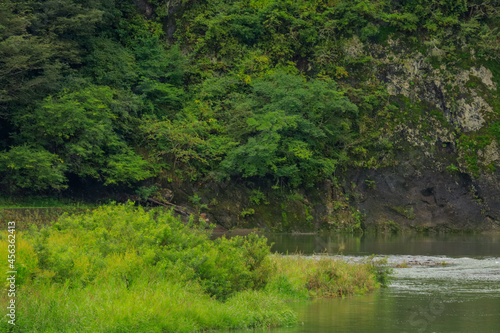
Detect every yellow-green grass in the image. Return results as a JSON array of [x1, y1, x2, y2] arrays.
[[0, 204, 387, 332], [0, 256, 386, 332], [6, 279, 296, 333], [266, 255, 384, 299], [0, 207, 92, 230], [0, 196, 96, 230]]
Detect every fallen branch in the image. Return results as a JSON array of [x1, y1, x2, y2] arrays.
[[147, 198, 189, 216]]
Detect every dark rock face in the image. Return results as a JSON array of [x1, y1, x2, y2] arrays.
[[164, 166, 500, 232], [346, 167, 500, 231], [134, 0, 153, 17]]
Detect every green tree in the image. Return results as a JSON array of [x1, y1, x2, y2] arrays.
[[0, 145, 67, 191], [141, 114, 235, 179], [14, 85, 152, 186], [219, 72, 358, 186]]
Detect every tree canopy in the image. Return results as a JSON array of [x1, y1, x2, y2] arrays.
[[0, 0, 498, 193]]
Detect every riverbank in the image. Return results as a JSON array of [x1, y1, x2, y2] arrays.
[[0, 203, 387, 332], [0, 196, 96, 230]]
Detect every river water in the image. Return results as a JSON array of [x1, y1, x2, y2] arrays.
[[229, 232, 500, 333]]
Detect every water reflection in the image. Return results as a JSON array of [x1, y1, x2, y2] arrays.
[[265, 232, 500, 257]]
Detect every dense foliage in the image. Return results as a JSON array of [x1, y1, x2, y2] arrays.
[[0, 203, 386, 331], [0, 0, 498, 192], [27, 203, 271, 299]]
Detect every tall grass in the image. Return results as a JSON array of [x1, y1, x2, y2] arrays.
[[0, 203, 387, 332], [0, 196, 96, 230], [266, 255, 383, 299], [9, 279, 296, 332], [0, 196, 96, 209], [0, 207, 91, 230]]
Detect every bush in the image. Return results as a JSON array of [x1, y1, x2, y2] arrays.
[[0, 231, 38, 287], [183, 233, 271, 299], [33, 203, 271, 298], [267, 255, 387, 298]]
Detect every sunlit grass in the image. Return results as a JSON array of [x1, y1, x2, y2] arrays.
[[267, 255, 382, 299], [0, 196, 95, 209], [0, 204, 386, 332], [6, 277, 297, 332]]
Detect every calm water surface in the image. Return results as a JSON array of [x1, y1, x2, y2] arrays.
[[227, 233, 500, 333]]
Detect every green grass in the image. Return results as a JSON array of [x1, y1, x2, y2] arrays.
[[3, 256, 383, 332], [266, 255, 385, 299], [0, 196, 98, 230], [0, 203, 386, 332], [8, 279, 296, 332], [0, 207, 93, 230], [0, 196, 96, 209]]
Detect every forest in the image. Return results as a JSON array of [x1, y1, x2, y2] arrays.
[[1, 0, 497, 201]]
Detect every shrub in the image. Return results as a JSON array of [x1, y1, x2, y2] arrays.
[[267, 255, 388, 298], [0, 231, 38, 287], [32, 203, 271, 298]]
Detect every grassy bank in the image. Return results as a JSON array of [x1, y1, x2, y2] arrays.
[[0, 196, 97, 230], [0, 203, 388, 332]]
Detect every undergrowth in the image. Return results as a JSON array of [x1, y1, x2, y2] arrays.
[[0, 203, 388, 332]]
